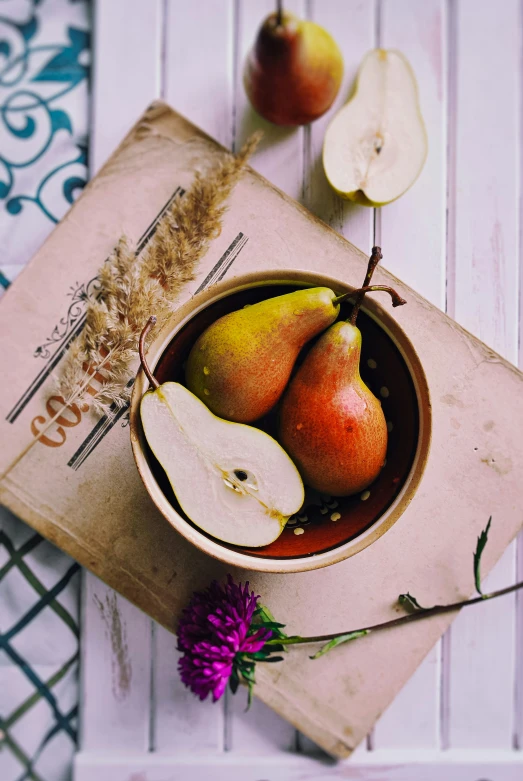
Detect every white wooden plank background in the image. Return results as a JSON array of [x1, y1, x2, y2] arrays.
[[444, 0, 520, 752], [75, 0, 523, 776]]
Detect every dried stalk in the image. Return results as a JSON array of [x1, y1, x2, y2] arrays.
[[0, 133, 261, 483]]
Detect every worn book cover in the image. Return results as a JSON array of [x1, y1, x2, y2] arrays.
[[1, 102, 522, 758]]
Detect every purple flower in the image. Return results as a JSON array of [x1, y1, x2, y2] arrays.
[[177, 576, 277, 702]]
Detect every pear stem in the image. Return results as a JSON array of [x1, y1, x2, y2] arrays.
[[345, 246, 383, 324], [332, 285, 407, 317], [276, 0, 283, 26], [139, 316, 160, 390]]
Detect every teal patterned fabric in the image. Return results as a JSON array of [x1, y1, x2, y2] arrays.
[[0, 1, 90, 779]]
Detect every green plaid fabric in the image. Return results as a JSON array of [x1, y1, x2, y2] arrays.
[[0, 1, 90, 779], [1, 510, 80, 780]]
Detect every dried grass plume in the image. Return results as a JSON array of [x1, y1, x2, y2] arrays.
[[56, 132, 261, 416], [0, 133, 261, 482]]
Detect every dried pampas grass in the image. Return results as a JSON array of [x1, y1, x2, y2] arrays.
[[0, 134, 261, 484], [55, 132, 261, 416]]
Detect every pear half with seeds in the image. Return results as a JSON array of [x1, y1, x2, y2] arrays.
[[323, 49, 427, 206], [139, 318, 304, 548]]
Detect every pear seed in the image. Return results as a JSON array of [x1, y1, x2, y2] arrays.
[[360, 490, 371, 501], [330, 512, 341, 521], [203, 366, 210, 375], [367, 358, 377, 369], [223, 478, 240, 492], [294, 527, 305, 535], [380, 386, 390, 398], [319, 506, 328, 515], [204, 389, 210, 396]]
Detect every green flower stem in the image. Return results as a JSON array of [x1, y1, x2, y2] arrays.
[[276, 579, 523, 649]]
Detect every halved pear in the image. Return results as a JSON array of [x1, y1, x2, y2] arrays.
[[323, 49, 427, 206], [141, 382, 304, 547]]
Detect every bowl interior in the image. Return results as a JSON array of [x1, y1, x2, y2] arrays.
[[144, 281, 420, 561]]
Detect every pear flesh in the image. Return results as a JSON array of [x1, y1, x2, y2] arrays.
[[141, 382, 304, 547], [323, 49, 427, 206], [279, 321, 387, 496], [185, 287, 340, 423]]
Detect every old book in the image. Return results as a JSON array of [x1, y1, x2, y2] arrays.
[[1, 103, 522, 758]]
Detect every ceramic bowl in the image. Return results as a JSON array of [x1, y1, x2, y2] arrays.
[[130, 270, 431, 573]]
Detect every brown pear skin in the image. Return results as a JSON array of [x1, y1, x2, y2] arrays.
[[278, 321, 387, 496], [244, 10, 343, 126], [185, 287, 340, 423]]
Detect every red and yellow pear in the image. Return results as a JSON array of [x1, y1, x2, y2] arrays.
[[185, 287, 342, 423], [244, 3, 343, 126], [278, 248, 406, 496]]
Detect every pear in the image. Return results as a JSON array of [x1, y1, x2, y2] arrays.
[[278, 248, 406, 496], [244, 6, 343, 126], [323, 49, 427, 206], [185, 287, 341, 423], [139, 318, 304, 547]]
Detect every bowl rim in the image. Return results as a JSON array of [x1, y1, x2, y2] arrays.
[[130, 268, 432, 573]]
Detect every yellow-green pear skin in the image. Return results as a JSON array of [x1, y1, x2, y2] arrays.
[[140, 382, 304, 548], [185, 287, 340, 422], [323, 49, 428, 206], [244, 11, 344, 126]]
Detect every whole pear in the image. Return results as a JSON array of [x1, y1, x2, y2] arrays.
[[244, 9, 343, 126], [185, 287, 340, 423], [279, 320, 387, 496], [278, 248, 406, 496]]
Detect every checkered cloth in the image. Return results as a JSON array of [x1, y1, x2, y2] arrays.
[[0, 1, 90, 779]]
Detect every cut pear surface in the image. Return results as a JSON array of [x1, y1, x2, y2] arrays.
[[323, 49, 427, 206], [140, 382, 304, 547]]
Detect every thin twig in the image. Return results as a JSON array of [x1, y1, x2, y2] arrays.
[[0, 371, 98, 482], [333, 285, 406, 311], [347, 246, 382, 324], [139, 317, 159, 390]]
